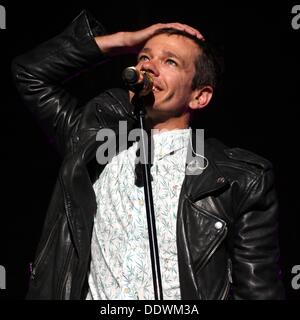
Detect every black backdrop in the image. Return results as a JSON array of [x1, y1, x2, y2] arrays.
[[0, 0, 299, 300]]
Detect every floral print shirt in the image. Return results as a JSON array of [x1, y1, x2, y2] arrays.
[[86, 129, 190, 300]]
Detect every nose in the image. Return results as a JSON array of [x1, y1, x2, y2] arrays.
[[140, 60, 159, 77]]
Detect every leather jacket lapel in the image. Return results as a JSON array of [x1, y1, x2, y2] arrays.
[[184, 131, 229, 202], [177, 133, 230, 299]]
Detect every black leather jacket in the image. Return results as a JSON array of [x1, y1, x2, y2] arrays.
[[12, 10, 284, 300]]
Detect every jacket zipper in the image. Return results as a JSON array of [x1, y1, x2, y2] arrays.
[[30, 217, 60, 280], [58, 176, 81, 298], [59, 176, 79, 258]]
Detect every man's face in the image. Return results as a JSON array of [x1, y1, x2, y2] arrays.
[[134, 34, 201, 121]]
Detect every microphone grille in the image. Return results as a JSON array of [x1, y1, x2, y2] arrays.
[[122, 67, 139, 84]]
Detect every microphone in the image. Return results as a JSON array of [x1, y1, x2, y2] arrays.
[[122, 66, 153, 96]]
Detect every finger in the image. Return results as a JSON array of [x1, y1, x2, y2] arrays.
[[170, 23, 205, 40], [158, 22, 205, 40]]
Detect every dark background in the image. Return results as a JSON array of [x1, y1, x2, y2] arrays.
[[0, 0, 299, 300]]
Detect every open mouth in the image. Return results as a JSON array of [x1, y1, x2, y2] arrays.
[[152, 84, 163, 93]]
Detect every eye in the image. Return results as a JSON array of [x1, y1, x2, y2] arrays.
[[166, 59, 177, 66], [138, 55, 150, 62]]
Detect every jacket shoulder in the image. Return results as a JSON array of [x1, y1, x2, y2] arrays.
[[93, 88, 135, 118], [78, 88, 136, 130], [206, 138, 273, 172]]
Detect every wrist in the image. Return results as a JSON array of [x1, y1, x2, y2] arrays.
[[94, 32, 126, 56]]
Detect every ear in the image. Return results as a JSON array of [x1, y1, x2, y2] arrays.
[[189, 86, 213, 110]]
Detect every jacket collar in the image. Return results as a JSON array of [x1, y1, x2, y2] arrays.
[[184, 131, 230, 202], [80, 126, 230, 202]]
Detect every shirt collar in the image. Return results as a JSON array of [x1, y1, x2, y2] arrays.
[[152, 128, 190, 161]]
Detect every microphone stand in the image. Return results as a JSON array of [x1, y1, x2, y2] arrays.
[[131, 95, 164, 300]]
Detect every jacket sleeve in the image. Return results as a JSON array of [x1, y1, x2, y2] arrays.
[[11, 10, 106, 155], [232, 167, 285, 299]]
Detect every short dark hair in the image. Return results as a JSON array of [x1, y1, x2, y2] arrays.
[[150, 28, 221, 90]]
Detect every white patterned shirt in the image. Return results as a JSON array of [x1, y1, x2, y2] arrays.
[[86, 129, 190, 300]]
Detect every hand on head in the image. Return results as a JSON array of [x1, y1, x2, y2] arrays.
[[95, 22, 204, 56]]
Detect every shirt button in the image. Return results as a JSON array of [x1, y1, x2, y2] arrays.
[[214, 221, 223, 230]]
